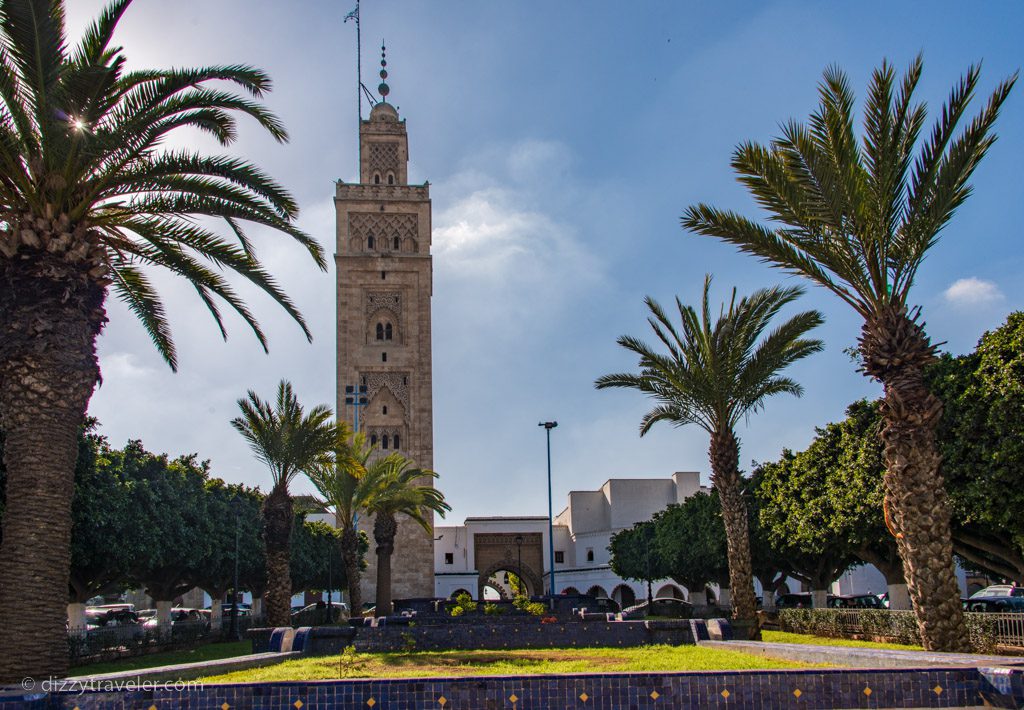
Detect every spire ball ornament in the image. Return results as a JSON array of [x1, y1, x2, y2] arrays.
[[378, 42, 390, 99]]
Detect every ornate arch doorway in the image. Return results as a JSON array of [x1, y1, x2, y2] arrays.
[[473, 532, 544, 599], [477, 560, 543, 600]]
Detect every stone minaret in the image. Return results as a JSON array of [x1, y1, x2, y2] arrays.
[[335, 89, 435, 603]]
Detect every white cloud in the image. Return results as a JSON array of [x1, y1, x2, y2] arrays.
[[943, 277, 1004, 307]]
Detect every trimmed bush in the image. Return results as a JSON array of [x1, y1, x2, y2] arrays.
[[777, 609, 998, 653]]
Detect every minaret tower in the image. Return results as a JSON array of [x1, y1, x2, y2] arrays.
[[335, 47, 435, 602]]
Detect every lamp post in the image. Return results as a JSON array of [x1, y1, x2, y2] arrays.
[[229, 507, 240, 640], [538, 421, 558, 602], [514, 534, 524, 595]]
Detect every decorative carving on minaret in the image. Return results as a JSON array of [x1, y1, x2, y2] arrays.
[[362, 371, 411, 416], [348, 212, 418, 253], [365, 291, 402, 317], [368, 142, 400, 176]]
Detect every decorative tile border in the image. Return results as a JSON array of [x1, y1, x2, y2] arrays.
[[2, 665, 1018, 709]]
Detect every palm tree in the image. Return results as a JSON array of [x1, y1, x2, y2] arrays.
[[305, 431, 375, 617], [596, 277, 822, 635], [0, 0, 321, 679], [365, 454, 450, 616], [681, 57, 1016, 651], [232, 381, 337, 627]]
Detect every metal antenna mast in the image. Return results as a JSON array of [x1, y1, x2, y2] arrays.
[[344, 1, 362, 124]]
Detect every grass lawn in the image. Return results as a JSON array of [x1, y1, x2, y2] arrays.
[[72, 641, 252, 676], [761, 630, 922, 651], [201, 645, 826, 683]]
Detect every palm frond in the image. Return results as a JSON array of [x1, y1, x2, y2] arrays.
[[596, 278, 823, 437], [0, 0, 322, 371], [231, 381, 338, 492], [109, 261, 176, 370], [683, 57, 1016, 315]]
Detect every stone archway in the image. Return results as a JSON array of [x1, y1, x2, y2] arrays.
[[472, 532, 544, 598], [477, 559, 543, 600]]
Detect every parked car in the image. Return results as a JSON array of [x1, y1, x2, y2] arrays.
[[963, 596, 1024, 613], [776, 593, 839, 609], [828, 594, 886, 609], [647, 597, 694, 619], [82, 607, 145, 642], [220, 604, 252, 617], [141, 607, 208, 630], [969, 585, 1024, 599], [292, 601, 349, 625]]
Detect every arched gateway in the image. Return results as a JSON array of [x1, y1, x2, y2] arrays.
[[472, 532, 544, 598]]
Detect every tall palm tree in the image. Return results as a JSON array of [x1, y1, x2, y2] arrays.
[[0, 0, 321, 679], [306, 430, 375, 617], [681, 57, 1016, 651], [596, 277, 822, 634], [365, 455, 450, 616], [232, 381, 337, 627]]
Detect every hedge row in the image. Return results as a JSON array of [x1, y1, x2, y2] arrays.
[[777, 608, 998, 654]]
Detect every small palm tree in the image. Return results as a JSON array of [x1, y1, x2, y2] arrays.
[[681, 57, 1016, 651], [232, 381, 337, 627], [596, 277, 822, 633], [0, 0, 321, 679], [365, 455, 450, 616], [305, 431, 376, 617]]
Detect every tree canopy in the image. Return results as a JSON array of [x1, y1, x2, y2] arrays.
[[930, 312, 1024, 582]]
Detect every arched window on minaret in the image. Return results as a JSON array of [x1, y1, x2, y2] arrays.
[[384, 323, 393, 340], [382, 434, 390, 449], [376, 323, 384, 340], [370, 434, 378, 446], [393, 434, 400, 449], [393, 236, 400, 250], [367, 234, 375, 250], [387, 173, 395, 185], [373, 173, 382, 185]]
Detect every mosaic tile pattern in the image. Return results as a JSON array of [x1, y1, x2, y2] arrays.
[[4, 665, 1015, 709]]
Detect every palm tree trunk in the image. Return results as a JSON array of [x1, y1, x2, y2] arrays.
[[709, 429, 760, 639], [341, 525, 362, 616], [861, 307, 969, 652], [0, 255, 105, 682], [374, 512, 397, 616], [262, 485, 293, 627]]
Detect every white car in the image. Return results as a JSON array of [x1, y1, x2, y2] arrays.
[[969, 584, 1024, 599]]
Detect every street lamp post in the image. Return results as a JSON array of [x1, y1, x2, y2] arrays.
[[230, 508, 240, 640], [514, 534, 524, 595], [538, 421, 558, 603]]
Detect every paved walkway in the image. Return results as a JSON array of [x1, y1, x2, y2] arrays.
[[702, 639, 1024, 669]]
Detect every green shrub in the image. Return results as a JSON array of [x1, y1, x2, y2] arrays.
[[777, 608, 997, 653], [483, 603, 503, 616], [448, 605, 464, 617], [454, 592, 477, 613]]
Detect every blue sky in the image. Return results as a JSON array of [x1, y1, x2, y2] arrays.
[[70, 1, 1023, 523]]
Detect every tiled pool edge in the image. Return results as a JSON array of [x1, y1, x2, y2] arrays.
[[3, 664, 1021, 709]]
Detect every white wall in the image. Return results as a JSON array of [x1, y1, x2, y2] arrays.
[[605, 479, 675, 530], [564, 491, 608, 535]]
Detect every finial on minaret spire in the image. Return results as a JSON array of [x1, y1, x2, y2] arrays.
[[378, 42, 390, 100]]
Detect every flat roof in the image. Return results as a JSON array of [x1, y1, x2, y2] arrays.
[[464, 516, 551, 521]]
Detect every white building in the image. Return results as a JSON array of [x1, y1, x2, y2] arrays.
[[434, 472, 710, 608]]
